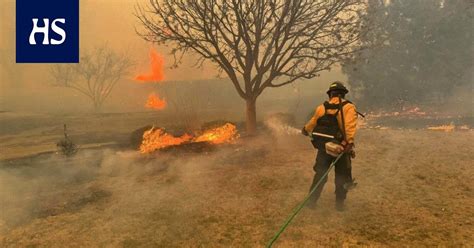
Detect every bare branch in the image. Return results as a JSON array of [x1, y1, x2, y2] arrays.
[[136, 0, 369, 100], [50, 45, 133, 111]]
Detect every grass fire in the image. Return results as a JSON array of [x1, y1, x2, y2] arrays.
[[139, 123, 239, 153], [1, 0, 473, 247]]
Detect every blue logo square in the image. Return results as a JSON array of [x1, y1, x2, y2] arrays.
[[16, 0, 79, 63]]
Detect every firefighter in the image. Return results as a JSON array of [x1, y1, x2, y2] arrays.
[[302, 81, 357, 211]]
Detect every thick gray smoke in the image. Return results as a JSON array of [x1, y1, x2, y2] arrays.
[[0, 144, 257, 234]]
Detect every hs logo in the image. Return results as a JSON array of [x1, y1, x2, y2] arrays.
[[29, 18, 66, 45], [16, 0, 79, 63]]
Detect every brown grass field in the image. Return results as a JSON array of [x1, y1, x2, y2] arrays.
[[1, 112, 473, 247]]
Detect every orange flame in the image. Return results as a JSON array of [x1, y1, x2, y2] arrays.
[[145, 92, 167, 110], [367, 106, 427, 118], [140, 128, 192, 153], [139, 123, 239, 153], [427, 123, 455, 132], [135, 48, 165, 82], [194, 123, 240, 144]]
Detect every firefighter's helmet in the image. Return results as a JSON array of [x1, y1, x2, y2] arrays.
[[326, 81, 349, 95]]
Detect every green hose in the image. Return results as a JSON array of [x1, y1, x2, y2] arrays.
[[266, 152, 345, 248]]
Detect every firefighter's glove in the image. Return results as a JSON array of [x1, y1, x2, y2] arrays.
[[343, 142, 356, 159], [350, 150, 356, 159], [301, 127, 309, 136], [343, 142, 353, 152]]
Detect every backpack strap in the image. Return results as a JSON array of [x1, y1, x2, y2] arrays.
[[338, 96, 347, 141], [340, 100, 365, 118], [324, 101, 351, 115], [323, 101, 330, 114]]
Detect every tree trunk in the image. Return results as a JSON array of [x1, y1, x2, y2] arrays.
[[245, 98, 257, 135], [93, 100, 102, 113]]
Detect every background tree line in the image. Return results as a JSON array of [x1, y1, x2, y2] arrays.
[[343, 0, 473, 110]]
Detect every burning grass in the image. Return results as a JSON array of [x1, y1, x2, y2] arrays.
[[362, 106, 473, 131], [140, 128, 193, 153], [193, 123, 240, 144], [425, 123, 473, 132], [427, 123, 456, 132], [139, 123, 239, 154], [365, 106, 427, 119], [1, 129, 473, 247]]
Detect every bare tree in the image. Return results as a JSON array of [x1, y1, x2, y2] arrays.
[[136, 0, 368, 133], [51, 45, 133, 112]]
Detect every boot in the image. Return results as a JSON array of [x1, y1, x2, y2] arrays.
[[343, 178, 358, 191]]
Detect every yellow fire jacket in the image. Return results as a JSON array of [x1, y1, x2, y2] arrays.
[[304, 97, 358, 144]]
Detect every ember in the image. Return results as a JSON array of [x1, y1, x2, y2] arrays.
[[139, 123, 239, 153]]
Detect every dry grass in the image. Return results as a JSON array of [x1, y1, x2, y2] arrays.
[[1, 125, 473, 247]]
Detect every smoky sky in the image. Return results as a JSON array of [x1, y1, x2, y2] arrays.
[[0, 0, 343, 114]]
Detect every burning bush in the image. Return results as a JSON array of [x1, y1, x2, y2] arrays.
[[139, 123, 239, 154]]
